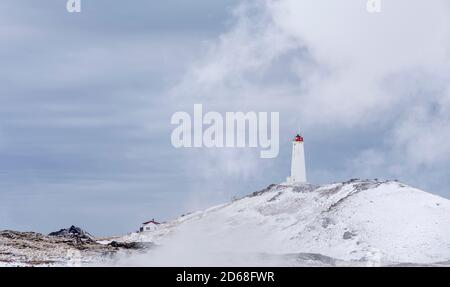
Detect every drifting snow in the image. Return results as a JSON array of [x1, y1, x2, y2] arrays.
[[117, 179, 450, 266]]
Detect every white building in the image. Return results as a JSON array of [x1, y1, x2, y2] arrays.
[[287, 134, 307, 183], [139, 219, 160, 232]]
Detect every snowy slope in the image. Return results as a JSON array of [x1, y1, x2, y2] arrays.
[[119, 179, 450, 266]]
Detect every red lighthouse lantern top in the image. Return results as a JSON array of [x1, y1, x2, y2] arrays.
[[294, 134, 304, 142]]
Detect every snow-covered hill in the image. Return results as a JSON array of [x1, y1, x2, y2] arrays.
[[118, 179, 450, 266]]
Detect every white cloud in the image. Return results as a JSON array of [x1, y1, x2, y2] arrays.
[[172, 0, 450, 194]]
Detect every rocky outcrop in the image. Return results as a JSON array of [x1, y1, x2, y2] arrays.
[[107, 241, 155, 250], [49, 225, 95, 243], [0, 228, 148, 266]]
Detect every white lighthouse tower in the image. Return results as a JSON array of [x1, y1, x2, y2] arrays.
[[287, 133, 307, 183]]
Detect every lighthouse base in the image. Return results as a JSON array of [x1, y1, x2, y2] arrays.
[[286, 176, 306, 184]]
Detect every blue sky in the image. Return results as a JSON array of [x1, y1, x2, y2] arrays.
[[1, 0, 450, 236]]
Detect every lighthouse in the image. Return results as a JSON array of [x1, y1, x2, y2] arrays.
[[287, 134, 307, 183]]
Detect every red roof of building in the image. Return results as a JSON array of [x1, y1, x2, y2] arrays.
[[142, 219, 160, 225]]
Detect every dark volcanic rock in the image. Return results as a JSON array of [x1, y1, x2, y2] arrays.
[[343, 231, 357, 240], [0, 229, 115, 266], [49, 225, 94, 242], [108, 241, 155, 250]]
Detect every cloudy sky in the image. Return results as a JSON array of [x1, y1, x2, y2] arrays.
[[1, 0, 450, 236]]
